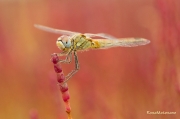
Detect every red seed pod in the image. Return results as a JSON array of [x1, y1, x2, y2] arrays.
[[54, 64, 62, 73], [51, 53, 59, 64], [62, 91, 70, 102], [60, 83, 69, 93], [57, 73, 65, 83]]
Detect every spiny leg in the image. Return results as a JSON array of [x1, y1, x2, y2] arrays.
[[55, 50, 73, 64], [62, 51, 79, 84], [60, 52, 72, 63]]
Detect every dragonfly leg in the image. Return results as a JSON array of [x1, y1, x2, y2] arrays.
[[62, 51, 79, 84], [60, 52, 72, 64], [55, 50, 72, 64]]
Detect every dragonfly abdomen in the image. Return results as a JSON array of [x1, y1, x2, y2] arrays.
[[91, 39, 116, 49]]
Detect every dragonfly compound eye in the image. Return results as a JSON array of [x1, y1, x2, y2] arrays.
[[56, 37, 65, 50], [63, 40, 71, 48]]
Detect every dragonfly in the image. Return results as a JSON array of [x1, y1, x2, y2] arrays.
[[34, 24, 150, 83]]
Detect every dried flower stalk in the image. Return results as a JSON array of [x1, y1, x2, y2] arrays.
[[51, 53, 72, 119]]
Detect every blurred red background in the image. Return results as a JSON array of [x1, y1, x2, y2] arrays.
[[0, 0, 180, 119]]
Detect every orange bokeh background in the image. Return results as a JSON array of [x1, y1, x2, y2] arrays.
[[0, 0, 180, 119]]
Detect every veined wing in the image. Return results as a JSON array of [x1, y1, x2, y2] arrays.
[[92, 38, 150, 49], [34, 24, 80, 35], [34, 25, 119, 39], [84, 33, 117, 39]]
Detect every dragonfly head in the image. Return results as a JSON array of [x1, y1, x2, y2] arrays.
[[56, 35, 72, 50]]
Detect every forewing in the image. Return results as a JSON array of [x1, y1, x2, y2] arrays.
[[84, 33, 117, 39], [34, 24, 79, 35]]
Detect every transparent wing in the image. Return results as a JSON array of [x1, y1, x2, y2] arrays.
[[92, 38, 150, 49], [34, 24, 80, 35], [84, 33, 117, 39], [114, 38, 150, 47]]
